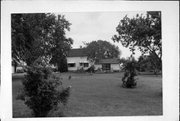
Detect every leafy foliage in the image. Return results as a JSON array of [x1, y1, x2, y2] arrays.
[[17, 64, 71, 117], [56, 57, 68, 72], [13, 13, 72, 117], [137, 54, 161, 74], [12, 13, 73, 67], [49, 15, 73, 72], [84, 40, 120, 62], [86, 65, 95, 73], [112, 11, 162, 71], [77, 67, 85, 73], [122, 58, 138, 88]]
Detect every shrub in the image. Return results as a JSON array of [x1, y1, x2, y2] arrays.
[[17, 65, 70, 117], [121, 60, 138, 88], [85, 65, 95, 73], [77, 66, 85, 73], [96, 67, 102, 72]]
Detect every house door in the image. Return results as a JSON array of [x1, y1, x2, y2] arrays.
[[102, 64, 111, 71]]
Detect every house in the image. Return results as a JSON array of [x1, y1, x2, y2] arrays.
[[67, 48, 121, 72], [67, 48, 90, 71], [12, 60, 26, 73], [95, 58, 121, 72]]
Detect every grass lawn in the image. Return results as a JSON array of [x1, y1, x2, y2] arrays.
[[12, 72, 162, 117]]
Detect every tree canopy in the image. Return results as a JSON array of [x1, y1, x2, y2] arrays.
[[84, 40, 120, 62], [137, 53, 161, 73], [12, 13, 73, 69], [112, 11, 161, 71]]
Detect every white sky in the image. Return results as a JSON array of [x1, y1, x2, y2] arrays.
[[58, 11, 146, 59]]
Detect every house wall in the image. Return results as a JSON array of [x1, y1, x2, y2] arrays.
[[12, 66, 24, 73], [67, 56, 90, 71], [111, 64, 120, 71], [12, 66, 15, 73], [94, 64, 102, 70], [94, 64, 120, 71], [67, 56, 120, 72]]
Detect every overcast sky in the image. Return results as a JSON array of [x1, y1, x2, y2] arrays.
[[60, 11, 146, 59]]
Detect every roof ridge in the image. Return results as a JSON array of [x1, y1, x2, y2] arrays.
[[67, 48, 87, 57]]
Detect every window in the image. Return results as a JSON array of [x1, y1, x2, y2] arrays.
[[84, 63, 89, 67], [102, 64, 111, 70], [68, 63, 76, 67], [79, 63, 89, 67]]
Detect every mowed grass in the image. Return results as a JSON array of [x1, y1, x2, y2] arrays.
[[12, 72, 162, 117]]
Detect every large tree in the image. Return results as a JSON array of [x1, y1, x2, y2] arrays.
[[112, 11, 162, 71], [49, 15, 73, 72], [12, 13, 73, 71], [84, 40, 120, 62]]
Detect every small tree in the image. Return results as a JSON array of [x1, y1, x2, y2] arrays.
[[86, 65, 95, 73], [17, 61, 71, 117], [121, 57, 138, 88]]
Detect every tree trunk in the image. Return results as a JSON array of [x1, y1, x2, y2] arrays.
[[14, 61, 17, 73], [149, 51, 162, 72]]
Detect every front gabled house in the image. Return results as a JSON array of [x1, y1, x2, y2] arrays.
[[67, 48, 90, 71]]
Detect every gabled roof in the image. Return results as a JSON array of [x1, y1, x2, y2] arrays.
[[67, 48, 88, 57], [96, 58, 120, 64], [67, 49, 120, 64]]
